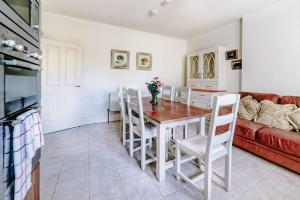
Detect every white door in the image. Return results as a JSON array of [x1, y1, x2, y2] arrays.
[[41, 39, 82, 134]]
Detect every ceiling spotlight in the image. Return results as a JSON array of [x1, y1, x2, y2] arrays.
[[149, 9, 158, 16], [161, 0, 172, 6]]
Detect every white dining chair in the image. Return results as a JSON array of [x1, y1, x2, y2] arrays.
[[162, 85, 174, 101], [174, 86, 191, 105], [175, 94, 240, 200], [127, 88, 157, 170], [118, 86, 129, 146], [172, 86, 191, 139]]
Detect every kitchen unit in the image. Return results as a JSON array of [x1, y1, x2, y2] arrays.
[[186, 47, 227, 109], [1, 0, 42, 199]]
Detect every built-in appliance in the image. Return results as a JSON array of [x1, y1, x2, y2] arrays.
[[0, 54, 41, 119], [1, 0, 41, 199], [0, 0, 40, 47], [0, 22, 41, 119]]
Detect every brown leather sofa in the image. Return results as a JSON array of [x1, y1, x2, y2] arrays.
[[223, 92, 300, 174]]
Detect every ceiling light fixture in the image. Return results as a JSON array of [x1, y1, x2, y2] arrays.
[[149, 9, 158, 16], [161, 0, 172, 6]]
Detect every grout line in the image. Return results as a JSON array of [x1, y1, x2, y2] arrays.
[[50, 132, 72, 200]]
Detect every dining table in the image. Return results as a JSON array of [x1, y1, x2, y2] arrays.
[[142, 97, 211, 182]]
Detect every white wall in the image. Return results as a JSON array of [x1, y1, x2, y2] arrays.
[[42, 12, 187, 124], [242, 0, 300, 95], [187, 21, 242, 92]]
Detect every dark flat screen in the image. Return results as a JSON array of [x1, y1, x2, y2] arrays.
[[4, 0, 30, 24]]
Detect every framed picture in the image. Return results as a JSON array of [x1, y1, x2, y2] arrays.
[[231, 59, 242, 70], [111, 49, 130, 69], [226, 50, 238, 60], [136, 52, 152, 70]]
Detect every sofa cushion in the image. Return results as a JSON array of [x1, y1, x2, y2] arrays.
[[256, 127, 300, 157], [254, 100, 296, 131], [235, 118, 268, 141], [240, 92, 279, 103], [287, 108, 300, 132], [280, 96, 300, 107], [238, 95, 260, 120]]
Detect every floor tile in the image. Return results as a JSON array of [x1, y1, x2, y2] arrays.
[[123, 176, 162, 200], [41, 122, 300, 200], [52, 178, 89, 200], [90, 185, 127, 200]]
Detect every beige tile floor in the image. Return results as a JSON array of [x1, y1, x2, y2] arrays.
[[41, 122, 300, 200]]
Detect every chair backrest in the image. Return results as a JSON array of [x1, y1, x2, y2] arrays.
[[174, 87, 191, 105], [126, 88, 146, 134], [118, 87, 127, 120], [205, 94, 240, 158], [162, 85, 174, 101]]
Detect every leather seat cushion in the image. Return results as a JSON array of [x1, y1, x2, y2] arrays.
[[256, 127, 300, 157], [235, 118, 268, 141]]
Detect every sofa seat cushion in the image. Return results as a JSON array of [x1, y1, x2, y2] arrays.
[[235, 118, 268, 141], [256, 127, 300, 157]]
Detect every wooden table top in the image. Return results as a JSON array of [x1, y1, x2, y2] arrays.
[[142, 97, 211, 124]]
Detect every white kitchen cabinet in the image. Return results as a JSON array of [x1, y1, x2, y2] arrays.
[[187, 47, 227, 109], [187, 47, 226, 90]]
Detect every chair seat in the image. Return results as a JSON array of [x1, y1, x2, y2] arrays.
[[178, 135, 227, 160], [133, 122, 157, 138]]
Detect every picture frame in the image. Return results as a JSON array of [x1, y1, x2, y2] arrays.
[[225, 49, 239, 60], [136, 52, 152, 70], [231, 59, 242, 70], [111, 49, 130, 69]]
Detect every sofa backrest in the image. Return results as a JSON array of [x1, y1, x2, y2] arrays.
[[239, 92, 280, 103], [280, 96, 300, 107]]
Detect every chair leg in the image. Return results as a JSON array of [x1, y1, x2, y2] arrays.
[[122, 121, 126, 146], [141, 137, 146, 170], [225, 153, 232, 191], [149, 138, 153, 149], [175, 142, 181, 180], [204, 160, 212, 200], [129, 124, 134, 157], [183, 124, 188, 139]]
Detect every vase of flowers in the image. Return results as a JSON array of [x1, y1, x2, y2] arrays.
[[146, 77, 164, 111]]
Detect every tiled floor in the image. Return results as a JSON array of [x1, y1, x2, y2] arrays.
[[41, 122, 300, 200]]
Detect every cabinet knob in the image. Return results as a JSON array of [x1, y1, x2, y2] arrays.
[[2, 39, 16, 48]]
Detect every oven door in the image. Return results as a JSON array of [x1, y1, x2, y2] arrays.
[[2, 57, 41, 117]]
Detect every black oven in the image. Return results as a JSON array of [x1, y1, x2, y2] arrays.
[[0, 16, 41, 120], [0, 53, 41, 119], [0, 0, 40, 46]]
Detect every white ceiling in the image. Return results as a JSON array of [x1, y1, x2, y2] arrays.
[[42, 0, 279, 39]]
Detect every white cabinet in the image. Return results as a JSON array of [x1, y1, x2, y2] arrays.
[[187, 47, 226, 90], [187, 47, 227, 109]]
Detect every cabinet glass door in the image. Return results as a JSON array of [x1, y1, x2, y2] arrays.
[[203, 52, 216, 80], [189, 55, 201, 79]]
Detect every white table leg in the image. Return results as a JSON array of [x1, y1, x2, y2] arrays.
[[197, 116, 206, 136], [156, 124, 166, 182]]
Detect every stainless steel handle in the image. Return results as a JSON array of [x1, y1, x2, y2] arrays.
[[2, 59, 42, 71], [74, 85, 81, 88]]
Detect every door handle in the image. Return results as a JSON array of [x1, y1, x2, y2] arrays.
[[74, 85, 81, 88]]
